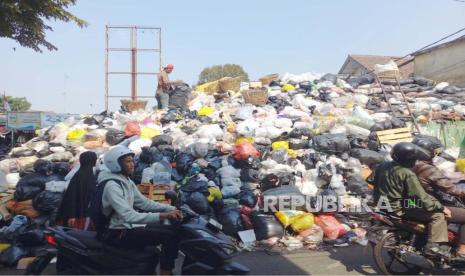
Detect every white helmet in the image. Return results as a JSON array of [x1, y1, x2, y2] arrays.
[[104, 146, 135, 173]]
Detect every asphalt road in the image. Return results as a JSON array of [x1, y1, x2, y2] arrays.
[[235, 245, 378, 275], [1, 245, 379, 275]]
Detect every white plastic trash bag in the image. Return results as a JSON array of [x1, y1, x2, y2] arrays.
[[274, 118, 293, 129], [6, 173, 20, 188], [235, 105, 255, 120], [46, 180, 69, 193], [128, 138, 152, 156]]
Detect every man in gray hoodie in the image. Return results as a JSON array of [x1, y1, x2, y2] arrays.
[[99, 146, 182, 275]]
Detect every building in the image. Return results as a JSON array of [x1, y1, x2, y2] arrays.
[[338, 54, 414, 78], [413, 36, 465, 87]]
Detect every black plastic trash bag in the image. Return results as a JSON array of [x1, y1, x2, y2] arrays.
[[320, 73, 337, 84], [240, 169, 260, 183], [176, 153, 195, 175], [350, 149, 387, 167], [277, 172, 296, 186], [368, 140, 381, 152], [201, 167, 217, 181], [261, 174, 280, 192], [216, 207, 244, 237], [169, 83, 191, 110], [441, 85, 462, 94], [288, 138, 308, 150], [370, 123, 384, 132], [0, 246, 29, 267], [262, 185, 303, 197], [83, 116, 99, 126], [53, 162, 70, 177], [412, 135, 443, 150], [34, 159, 54, 175], [139, 147, 164, 164], [241, 156, 261, 170], [133, 161, 150, 184], [17, 229, 46, 247], [346, 174, 371, 196], [318, 164, 333, 182], [413, 76, 434, 87], [160, 112, 180, 124], [262, 186, 304, 211], [157, 145, 175, 163], [350, 138, 367, 149], [299, 81, 313, 91], [105, 128, 125, 145], [313, 134, 350, 154], [347, 74, 374, 87], [180, 177, 209, 193], [14, 173, 47, 201], [390, 117, 406, 129], [250, 211, 284, 241], [236, 189, 257, 208], [32, 191, 63, 213], [151, 135, 173, 147], [185, 192, 210, 215]]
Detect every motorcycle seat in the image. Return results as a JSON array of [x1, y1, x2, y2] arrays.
[[66, 229, 159, 261], [67, 229, 102, 249]]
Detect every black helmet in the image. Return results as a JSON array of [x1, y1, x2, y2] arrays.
[[412, 138, 442, 161], [391, 142, 421, 168]]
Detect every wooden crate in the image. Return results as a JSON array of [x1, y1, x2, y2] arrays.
[[376, 127, 413, 145], [249, 81, 263, 89], [138, 183, 174, 203]]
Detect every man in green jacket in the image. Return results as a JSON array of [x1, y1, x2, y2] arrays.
[[369, 142, 451, 257]]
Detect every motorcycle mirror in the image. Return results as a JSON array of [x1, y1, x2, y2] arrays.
[[165, 190, 178, 204]]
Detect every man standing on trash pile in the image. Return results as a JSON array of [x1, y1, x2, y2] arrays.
[[368, 142, 453, 259], [156, 64, 182, 110], [99, 146, 183, 275]]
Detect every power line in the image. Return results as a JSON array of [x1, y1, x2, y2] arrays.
[[400, 28, 465, 60]]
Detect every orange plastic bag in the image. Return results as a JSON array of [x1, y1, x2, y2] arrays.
[[124, 122, 141, 137], [314, 214, 346, 240], [234, 142, 260, 160]]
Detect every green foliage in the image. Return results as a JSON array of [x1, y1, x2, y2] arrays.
[[198, 64, 249, 85], [0, 96, 31, 112], [0, 0, 87, 52]]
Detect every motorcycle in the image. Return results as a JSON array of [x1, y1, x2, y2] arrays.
[[367, 210, 465, 275], [26, 191, 249, 275]]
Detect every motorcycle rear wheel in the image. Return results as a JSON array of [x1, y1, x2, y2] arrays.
[[373, 232, 423, 275]]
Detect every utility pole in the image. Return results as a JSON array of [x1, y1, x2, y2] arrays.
[[63, 73, 68, 113]]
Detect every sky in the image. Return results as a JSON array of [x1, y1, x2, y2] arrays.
[[1, 0, 465, 113]]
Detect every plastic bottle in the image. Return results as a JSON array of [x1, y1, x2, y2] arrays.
[[152, 159, 172, 184]]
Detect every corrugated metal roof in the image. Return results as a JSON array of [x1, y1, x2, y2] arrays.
[[339, 54, 414, 77], [412, 35, 465, 56]]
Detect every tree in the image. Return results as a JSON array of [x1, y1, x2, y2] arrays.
[[198, 64, 249, 84], [0, 0, 87, 52], [0, 96, 31, 112]]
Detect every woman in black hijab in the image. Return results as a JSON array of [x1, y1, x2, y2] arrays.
[[57, 151, 97, 229]]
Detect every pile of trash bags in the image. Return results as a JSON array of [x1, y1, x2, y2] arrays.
[[1, 71, 465, 267]]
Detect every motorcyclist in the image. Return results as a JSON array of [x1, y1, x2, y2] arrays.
[[99, 146, 183, 275], [413, 138, 465, 258], [369, 142, 451, 257], [413, 138, 465, 205]]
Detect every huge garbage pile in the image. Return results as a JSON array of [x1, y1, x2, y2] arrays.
[[0, 71, 465, 267]]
